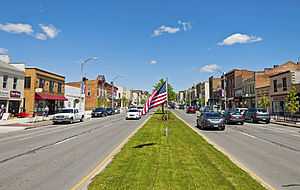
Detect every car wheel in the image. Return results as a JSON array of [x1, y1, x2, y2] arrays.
[[69, 118, 73, 124], [266, 120, 270, 124], [53, 121, 57, 125], [220, 127, 225, 131], [80, 116, 84, 122], [240, 122, 244, 125]]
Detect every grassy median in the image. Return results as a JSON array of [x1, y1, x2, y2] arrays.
[[89, 111, 266, 190]]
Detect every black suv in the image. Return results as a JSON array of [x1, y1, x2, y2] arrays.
[[91, 107, 107, 117]]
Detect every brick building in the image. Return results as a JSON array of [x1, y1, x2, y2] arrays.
[[208, 76, 222, 107]]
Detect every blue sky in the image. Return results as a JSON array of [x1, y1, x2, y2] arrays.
[[0, 0, 299, 91]]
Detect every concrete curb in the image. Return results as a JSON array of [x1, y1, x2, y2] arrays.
[[70, 115, 152, 190], [172, 111, 276, 190], [271, 121, 300, 128]]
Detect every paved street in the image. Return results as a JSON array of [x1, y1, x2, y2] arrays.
[[0, 113, 149, 190], [173, 109, 300, 190]]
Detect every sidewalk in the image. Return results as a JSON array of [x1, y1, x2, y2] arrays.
[[0, 116, 53, 129], [271, 119, 300, 128]]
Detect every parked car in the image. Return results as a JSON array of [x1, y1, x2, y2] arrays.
[[178, 104, 185, 109], [244, 108, 270, 123], [114, 108, 121, 114], [52, 108, 84, 124], [126, 108, 141, 120], [223, 110, 244, 124], [197, 111, 225, 130], [91, 107, 107, 117], [137, 106, 144, 113], [106, 108, 115, 115], [15, 112, 32, 118], [235, 107, 248, 115], [186, 106, 197, 114]]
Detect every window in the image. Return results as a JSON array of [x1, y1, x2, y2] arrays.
[[2, 75, 8, 89], [87, 88, 91, 96], [39, 78, 45, 88], [273, 80, 277, 92], [24, 77, 31, 88], [13, 77, 18, 89], [282, 77, 287, 91], [58, 82, 62, 93], [49, 81, 54, 93]]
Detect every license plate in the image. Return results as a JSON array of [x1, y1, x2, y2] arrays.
[[214, 125, 218, 128]]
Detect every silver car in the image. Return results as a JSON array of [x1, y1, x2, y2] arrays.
[[197, 112, 225, 130]]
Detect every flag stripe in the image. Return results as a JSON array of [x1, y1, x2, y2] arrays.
[[142, 82, 167, 115]]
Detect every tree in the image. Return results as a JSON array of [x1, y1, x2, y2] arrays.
[[197, 97, 205, 107], [121, 96, 129, 107], [153, 79, 176, 101], [285, 86, 300, 114], [258, 95, 270, 110]]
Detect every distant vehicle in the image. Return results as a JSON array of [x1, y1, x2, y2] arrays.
[[114, 108, 121, 114], [137, 106, 144, 113], [53, 108, 84, 124], [126, 108, 141, 120], [223, 110, 244, 125], [106, 108, 115, 115], [244, 108, 270, 123], [178, 104, 185, 109], [235, 107, 248, 115], [186, 106, 197, 114], [197, 112, 225, 130], [91, 107, 107, 117], [15, 112, 32, 118]]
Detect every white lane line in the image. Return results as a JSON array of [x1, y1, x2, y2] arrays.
[[54, 136, 78, 145], [239, 132, 258, 139]]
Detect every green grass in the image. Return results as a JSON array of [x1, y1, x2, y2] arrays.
[[89, 111, 266, 190]]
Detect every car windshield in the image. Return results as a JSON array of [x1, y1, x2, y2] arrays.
[[257, 109, 267, 113], [58, 109, 73, 113], [128, 109, 139, 112], [94, 108, 105, 112], [205, 112, 222, 118]]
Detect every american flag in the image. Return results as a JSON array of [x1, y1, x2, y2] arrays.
[[142, 81, 167, 115]]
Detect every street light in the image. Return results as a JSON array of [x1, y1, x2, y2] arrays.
[[111, 75, 123, 109]]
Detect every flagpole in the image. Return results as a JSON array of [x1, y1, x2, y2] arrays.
[[166, 77, 169, 119]]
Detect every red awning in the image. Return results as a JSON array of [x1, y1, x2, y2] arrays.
[[35, 93, 68, 101]]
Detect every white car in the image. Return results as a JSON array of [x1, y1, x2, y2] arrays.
[[53, 108, 84, 124], [126, 109, 141, 120]]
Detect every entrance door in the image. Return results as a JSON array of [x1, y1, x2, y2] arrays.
[[8, 100, 20, 115]]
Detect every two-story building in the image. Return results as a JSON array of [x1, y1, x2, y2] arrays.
[[270, 70, 300, 114], [24, 67, 66, 115], [208, 76, 222, 107], [0, 61, 25, 115]]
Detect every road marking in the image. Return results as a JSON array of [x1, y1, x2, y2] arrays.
[[172, 111, 276, 190], [239, 131, 258, 139], [69, 115, 152, 190]]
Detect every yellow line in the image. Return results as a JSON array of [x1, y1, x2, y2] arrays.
[[69, 116, 152, 190], [172, 111, 276, 190]]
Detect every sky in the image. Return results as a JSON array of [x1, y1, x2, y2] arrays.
[[0, 0, 300, 91]]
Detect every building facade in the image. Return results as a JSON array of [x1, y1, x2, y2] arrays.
[[0, 62, 24, 115], [24, 67, 66, 115], [64, 85, 85, 112], [208, 76, 222, 107]]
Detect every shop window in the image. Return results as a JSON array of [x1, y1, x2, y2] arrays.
[[273, 80, 277, 92], [87, 88, 91, 96], [49, 81, 54, 93], [13, 77, 18, 89], [282, 77, 287, 91], [2, 75, 8, 89], [24, 77, 31, 88]]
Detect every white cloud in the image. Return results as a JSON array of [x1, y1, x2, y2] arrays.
[[39, 24, 59, 39], [199, 64, 221, 73], [218, 33, 262, 46], [149, 60, 158, 65], [35, 33, 48, 40], [178, 20, 192, 31], [0, 23, 33, 34], [152, 25, 180, 37], [0, 48, 8, 55]]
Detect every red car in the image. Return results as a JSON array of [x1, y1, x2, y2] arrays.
[[15, 112, 32, 118], [186, 106, 197, 114]]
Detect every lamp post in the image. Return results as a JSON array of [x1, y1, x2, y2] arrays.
[[80, 57, 98, 112]]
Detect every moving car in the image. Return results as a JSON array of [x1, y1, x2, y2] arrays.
[[235, 107, 248, 115], [197, 112, 225, 130], [244, 108, 270, 123], [223, 110, 244, 124], [186, 106, 197, 114], [106, 108, 115, 115], [126, 108, 141, 120], [178, 104, 185, 110], [91, 107, 107, 117], [53, 108, 84, 124]]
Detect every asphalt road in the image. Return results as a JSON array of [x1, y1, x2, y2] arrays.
[[173, 109, 300, 190], [0, 113, 149, 190]]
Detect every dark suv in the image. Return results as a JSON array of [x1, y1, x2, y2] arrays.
[[91, 107, 107, 117], [244, 108, 270, 123]]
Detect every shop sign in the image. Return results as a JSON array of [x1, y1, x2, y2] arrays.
[[272, 95, 286, 101], [0, 90, 9, 98], [10, 90, 21, 98]]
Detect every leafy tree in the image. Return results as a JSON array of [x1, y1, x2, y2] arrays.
[[153, 79, 176, 101], [285, 86, 300, 114], [121, 96, 129, 107], [97, 98, 109, 107], [197, 97, 205, 107], [258, 95, 270, 110]]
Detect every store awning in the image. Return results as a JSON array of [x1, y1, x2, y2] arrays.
[[35, 93, 68, 101]]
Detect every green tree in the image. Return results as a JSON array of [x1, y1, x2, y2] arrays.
[[258, 95, 270, 109], [197, 97, 205, 107], [121, 96, 129, 107], [153, 79, 176, 101], [285, 86, 300, 114]]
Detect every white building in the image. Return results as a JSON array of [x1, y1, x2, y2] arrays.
[[0, 61, 25, 115], [64, 85, 85, 112]]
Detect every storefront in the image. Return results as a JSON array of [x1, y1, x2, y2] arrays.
[[35, 93, 67, 115], [271, 94, 286, 114], [0, 90, 23, 115]]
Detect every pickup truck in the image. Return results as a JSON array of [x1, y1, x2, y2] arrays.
[[52, 108, 84, 124]]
